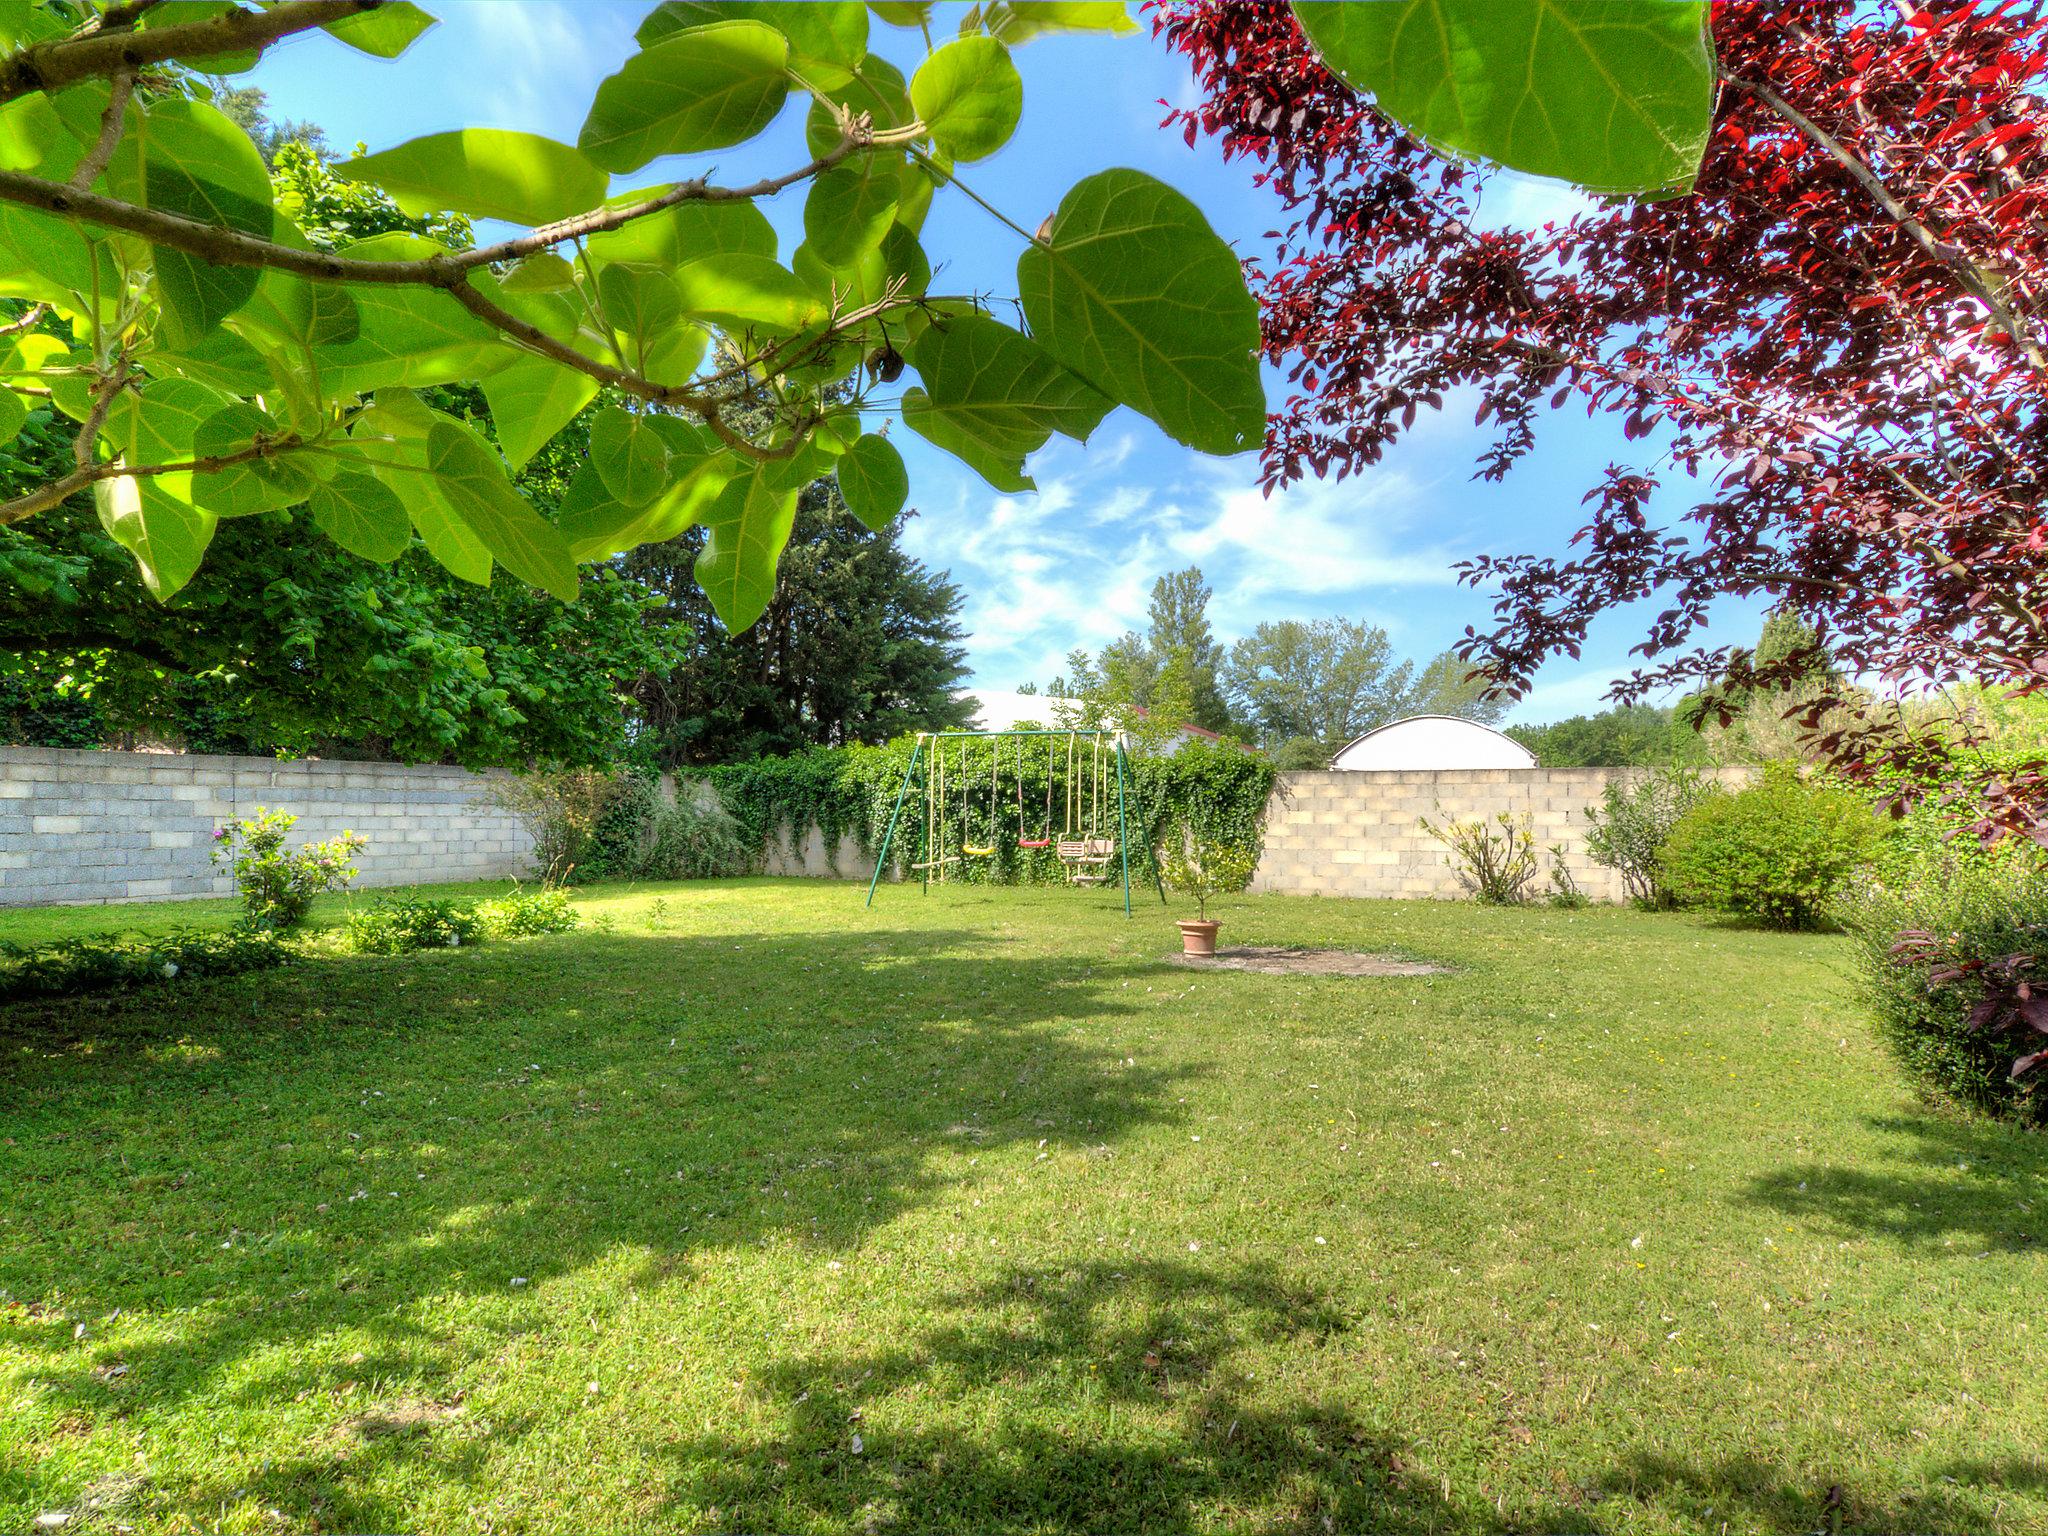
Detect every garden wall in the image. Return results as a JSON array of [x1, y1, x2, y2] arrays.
[[1250, 768, 1751, 903], [0, 746, 531, 907]]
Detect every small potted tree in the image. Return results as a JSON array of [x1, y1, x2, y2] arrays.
[[1157, 824, 1257, 957]]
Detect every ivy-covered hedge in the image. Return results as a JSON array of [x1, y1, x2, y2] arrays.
[[698, 736, 1276, 886]]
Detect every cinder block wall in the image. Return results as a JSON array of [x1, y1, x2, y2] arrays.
[[1251, 768, 1750, 903], [0, 746, 532, 908]]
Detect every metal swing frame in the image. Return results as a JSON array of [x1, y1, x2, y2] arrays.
[[863, 729, 1166, 917]]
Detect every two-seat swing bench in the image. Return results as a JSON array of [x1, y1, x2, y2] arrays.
[[863, 729, 1165, 916]]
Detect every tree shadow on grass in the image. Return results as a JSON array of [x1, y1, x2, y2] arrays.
[[0, 926, 1183, 1527], [1744, 1112, 2048, 1253]]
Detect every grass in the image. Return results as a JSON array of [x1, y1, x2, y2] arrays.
[[3, 878, 2045, 1534]]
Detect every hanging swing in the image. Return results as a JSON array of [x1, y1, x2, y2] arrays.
[[910, 737, 956, 876], [1017, 735, 1052, 849], [962, 738, 996, 857], [1056, 732, 1117, 883]]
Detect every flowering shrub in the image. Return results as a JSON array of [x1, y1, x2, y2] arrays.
[[1419, 807, 1540, 905], [210, 808, 365, 930], [0, 927, 295, 1003]]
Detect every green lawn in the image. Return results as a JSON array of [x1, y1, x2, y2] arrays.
[[4, 880, 2044, 1534]]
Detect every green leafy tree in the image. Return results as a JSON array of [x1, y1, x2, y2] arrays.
[[1399, 651, 1507, 726], [624, 475, 974, 764], [1507, 705, 1700, 769], [1221, 617, 1412, 751], [0, 0, 1267, 634], [1146, 566, 1230, 731]]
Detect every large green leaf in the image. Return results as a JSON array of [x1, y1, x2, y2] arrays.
[[336, 130, 608, 225], [309, 469, 413, 562], [694, 461, 798, 631], [557, 422, 734, 560], [589, 405, 672, 507], [639, 2, 867, 87], [836, 432, 907, 530], [1016, 167, 1262, 456], [348, 390, 493, 585], [909, 36, 1022, 162], [585, 195, 777, 268], [482, 358, 599, 471], [674, 253, 824, 331], [901, 311, 1111, 491], [113, 99, 274, 344], [803, 154, 901, 267], [579, 20, 792, 174], [323, 2, 437, 57], [190, 402, 317, 517], [426, 419, 578, 600], [968, 2, 1135, 43], [0, 386, 22, 446], [1290, 0, 1713, 195], [311, 236, 515, 394], [94, 473, 214, 600], [597, 261, 684, 374]]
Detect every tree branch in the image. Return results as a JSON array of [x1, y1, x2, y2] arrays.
[[0, 432, 304, 526], [68, 69, 133, 193], [0, 0, 371, 104], [0, 302, 48, 337]]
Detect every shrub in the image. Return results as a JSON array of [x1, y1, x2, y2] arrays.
[[343, 897, 485, 955], [1585, 769, 1725, 908], [638, 790, 752, 880], [1155, 823, 1258, 921], [210, 808, 365, 930], [1844, 861, 2048, 1122], [1658, 765, 1889, 929], [0, 926, 294, 1003], [480, 770, 621, 884], [583, 771, 667, 878], [475, 887, 579, 937], [1419, 807, 1540, 904]]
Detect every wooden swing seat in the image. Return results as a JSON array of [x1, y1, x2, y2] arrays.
[[1057, 836, 1117, 882]]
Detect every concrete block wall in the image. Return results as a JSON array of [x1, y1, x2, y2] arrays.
[[0, 746, 532, 907], [1251, 768, 1750, 903], [759, 822, 870, 879]]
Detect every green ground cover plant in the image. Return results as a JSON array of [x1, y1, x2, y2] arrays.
[[4, 879, 2045, 1534]]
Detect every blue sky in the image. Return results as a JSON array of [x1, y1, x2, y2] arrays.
[[248, 1, 1759, 722]]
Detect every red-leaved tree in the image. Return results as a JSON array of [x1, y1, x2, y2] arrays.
[[1157, 0, 2048, 838]]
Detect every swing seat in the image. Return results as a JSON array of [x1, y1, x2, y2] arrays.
[[963, 843, 996, 857], [1057, 837, 1117, 882], [1017, 837, 1052, 849]]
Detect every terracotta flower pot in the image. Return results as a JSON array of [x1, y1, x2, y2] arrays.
[[1178, 919, 1220, 957]]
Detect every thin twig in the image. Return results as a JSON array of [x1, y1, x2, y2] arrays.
[[69, 69, 134, 193], [0, 303, 48, 338]]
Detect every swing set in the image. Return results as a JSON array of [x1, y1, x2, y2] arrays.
[[863, 730, 1166, 916]]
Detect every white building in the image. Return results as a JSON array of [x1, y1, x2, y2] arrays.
[[1330, 715, 1535, 772]]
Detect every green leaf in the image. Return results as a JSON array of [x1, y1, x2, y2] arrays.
[[1289, 0, 1713, 195], [323, 2, 438, 56], [426, 419, 578, 600], [336, 130, 608, 225], [639, 2, 867, 87], [309, 469, 412, 562], [869, 2, 935, 26], [95, 472, 215, 600], [0, 92, 63, 172], [190, 402, 317, 517], [1016, 167, 1262, 456], [0, 385, 22, 444], [590, 405, 673, 507], [586, 195, 777, 268], [695, 461, 798, 631], [836, 433, 907, 530], [597, 261, 684, 374], [901, 311, 1111, 491], [113, 99, 274, 343], [502, 252, 577, 292], [482, 358, 599, 472], [910, 36, 1022, 162], [674, 253, 823, 331], [314, 236, 514, 394], [972, 2, 1135, 43], [558, 425, 734, 560], [579, 20, 792, 174], [349, 391, 493, 585], [803, 154, 900, 267]]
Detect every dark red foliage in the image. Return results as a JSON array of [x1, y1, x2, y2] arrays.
[[1157, 0, 2048, 837], [1892, 926, 2048, 1080]]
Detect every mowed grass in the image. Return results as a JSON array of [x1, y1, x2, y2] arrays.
[[4, 880, 2046, 1535]]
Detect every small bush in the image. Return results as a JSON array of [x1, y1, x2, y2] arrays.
[[638, 790, 752, 880], [1844, 861, 2048, 1122], [1585, 769, 1725, 908], [1419, 807, 1540, 904], [1658, 765, 1888, 929], [343, 898, 485, 955], [1156, 822, 1257, 921], [210, 807, 365, 929], [0, 926, 295, 1002], [475, 887, 578, 937], [480, 770, 621, 884]]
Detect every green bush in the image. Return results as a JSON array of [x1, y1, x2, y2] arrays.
[[1843, 861, 2048, 1122], [343, 897, 485, 955], [0, 926, 295, 1003], [1658, 765, 1889, 929], [210, 807, 365, 929], [638, 792, 752, 880], [1418, 807, 1541, 904], [475, 887, 579, 937], [1585, 769, 1726, 908]]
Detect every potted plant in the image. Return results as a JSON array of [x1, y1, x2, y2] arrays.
[[1156, 825, 1257, 957]]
